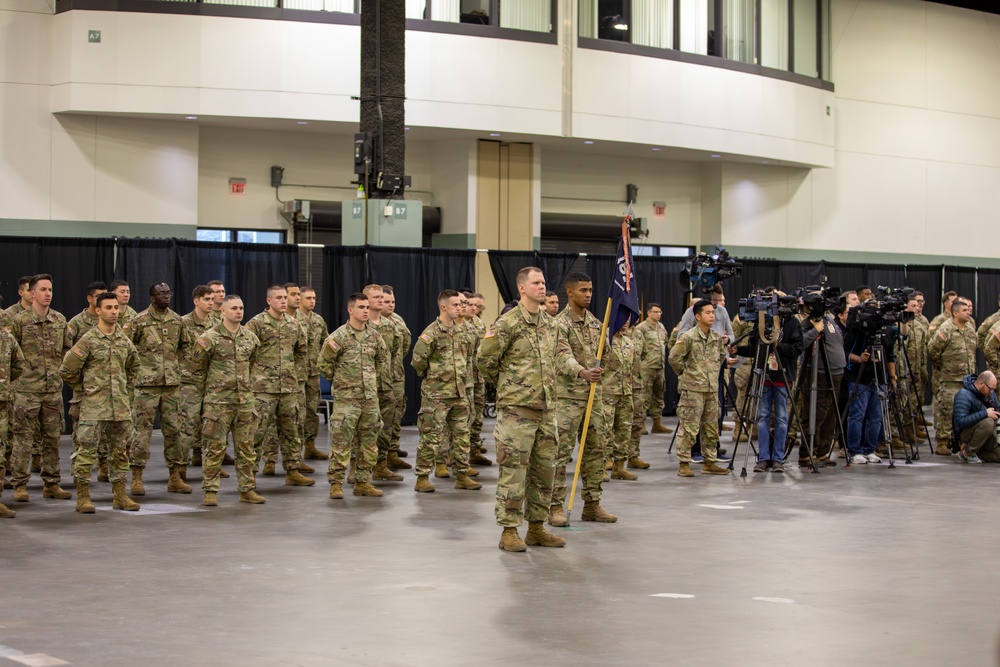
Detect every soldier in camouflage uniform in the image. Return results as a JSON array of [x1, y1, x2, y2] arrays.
[[0, 322, 24, 517], [5, 276, 36, 475], [10, 274, 73, 502], [192, 295, 265, 506], [178, 286, 217, 475], [318, 292, 390, 499], [627, 324, 649, 468], [364, 284, 404, 483], [549, 272, 616, 526], [603, 326, 640, 481], [635, 303, 671, 435], [5, 276, 32, 319], [60, 292, 141, 513], [245, 285, 313, 487], [468, 292, 492, 465], [67, 282, 107, 480], [977, 295, 1000, 352], [910, 292, 931, 439], [668, 299, 731, 477], [127, 282, 189, 495], [411, 290, 480, 493], [477, 267, 565, 553], [207, 280, 226, 326], [928, 298, 977, 456], [382, 286, 412, 466], [730, 314, 756, 442], [299, 287, 329, 460], [109, 280, 139, 329]]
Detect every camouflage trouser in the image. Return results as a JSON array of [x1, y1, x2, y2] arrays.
[[552, 395, 606, 506], [201, 404, 257, 493], [676, 390, 721, 463], [416, 395, 470, 477], [260, 387, 306, 466], [933, 381, 963, 447], [12, 392, 64, 487], [733, 362, 753, 430], [493, 405, 556, 528], [73, 420, 131, 484], [629, 383, 645, 458], [645, 369, 665, 419], [375, 389, 397, 462], [601, 392, 633, 461], [131, 385, 183, 470], [70, 400, 105, 464], [436, 388, 472, 466], [304, 375, 321, 442], [253, 392, 304, 472], [470, 378, 485, 450], [176, 383, 204, 464], [389, 381, 405, 454], [326, 397, 381, 485], [0, 401, 9, 483]]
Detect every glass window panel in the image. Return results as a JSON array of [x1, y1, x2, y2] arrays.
[[760, 0, 788, 70], [196, 229, 231, 243], [236, 230, 284, 244], [596, 0, 628, 41], [793, 0, 818, 77], [658, 245, 695, 257], [203, 0, 275, 6], [723, 0, 755, 63], [679, 0, 709, 55], [580, 0, 598, 38], [632, 0, 674, 50], [283, 0, 324, 9], [405, 0, 426, 19], [499, 0, 551, 32], [633, 245, 656, 256], [431, 0, 460, 21], [461, 0, 491, 24]]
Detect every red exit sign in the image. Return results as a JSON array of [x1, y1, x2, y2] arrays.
[[229, 178, 246, 196]]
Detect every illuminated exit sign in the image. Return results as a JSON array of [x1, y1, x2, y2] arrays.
[[229, 178, 246, 196]]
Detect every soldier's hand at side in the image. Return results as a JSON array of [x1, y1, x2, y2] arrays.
[[579, 368, 601, 383], [989, 408, 999, 421]]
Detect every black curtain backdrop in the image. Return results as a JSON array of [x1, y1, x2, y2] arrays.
[[487, 250, 580, 304], [822, 262, 867, 294], [945, 265, 978, 320], [321, 245, 369, 330], [977, 269, 1000, 324], [904, 265, 943, 318], [0, 237, 115, 317], [778, 261, 824, 292], [866, 265, 907, 293], [727, 259, 780, 301]]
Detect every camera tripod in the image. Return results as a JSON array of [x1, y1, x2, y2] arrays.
[[842, 335, 909, 468], [891, 335, 933, 460]]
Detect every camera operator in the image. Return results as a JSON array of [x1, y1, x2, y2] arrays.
[[834, 292, 859, 336], [843, 308, 897, 464], [797, 295, 847, 466], [952, 371, 1000, 464], [927, 298, 977, 456]]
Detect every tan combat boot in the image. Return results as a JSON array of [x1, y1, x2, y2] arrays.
[[240, 489, 266, 504], [372, 460, 404, 482], [220, 469, 230, 479], [328, 483, 344, 500], [13, 485, 28, 502], [702, 461, 731, 475], [298, 462, 316, 474], [42, 483, 72, 500], [652, 418, 672, 433], [627, 456, 650, 469], [547, 504, 568, 527], [75, 481, 95, 514], [0, 501, 14, 518], [261, 462, 277, 476], [611, 459, 638, 481], [721, 422, 734, 431], [130, 467, 145, 496], [386, 452, 412, 470], [434, 463, 451, 479], [285, 470, 316, 486], [470, 451, 493, 466], [112, 482, 140, 511], [498, 527, 527, 552], [935, 443, 953, 456], [178, 466, 187, 482], [604, 458, 613, 470], [167, 467, 193, 494], [640, 423, 649, 435], [414, 475, 435, 493], [454, 473, 482, 490], [581, 500, 618, 523], [202, 491, 218, 507], [304, 439, 329, 460], [525, 521, 567, 548], [353, 481, 384, 497], [466, 466, 480, 477], [677, 462, 695, 477], [97, 462, 109, 483]]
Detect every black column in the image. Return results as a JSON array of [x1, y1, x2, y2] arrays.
[[360, 0, 405, 197]]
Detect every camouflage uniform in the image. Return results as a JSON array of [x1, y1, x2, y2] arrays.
[[192, 323, 261, 492], [469, 315, 488, 452], [668, 325, 728, 463], [927, 319, 977, 449], [411, 318, 472, 477], [370, 316, 401, 464], [10, 308, 70, 488], [895, 320, 929, 440], [477, 304, 557, 528], [128, 307, 186, 470], [437, 320, 477, 467], [66, 309, 100, 451], [118, 304, 138, 329], [635, 318, 668, 422], [551, 307, 606, 506], [318, 322, 389, 485], [983, 321, 1000, 379], [208, 309, 222, 326], [731, 316, 756, 433], [246, 311, 308, 473], [388, 312, 411, 456], [627, 327, 647, 459], [977, 310, 1000, 352], [258, 312, 311, 466], [178, 311, 214, 465], [603, 330, 639, 462], [0, 330, 25, 491], [59, 325, 139, 484], [300, 310, 328, 445]]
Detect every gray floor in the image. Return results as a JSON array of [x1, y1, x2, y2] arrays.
[[0, 414, 997, 667]]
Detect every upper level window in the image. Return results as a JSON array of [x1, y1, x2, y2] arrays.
[[197, 229, 286, 244], [407, 0, 553, 33]]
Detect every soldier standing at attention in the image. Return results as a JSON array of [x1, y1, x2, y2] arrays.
[[928, 298, 977, 456], [433, 294, 477, 479], [466, 291, 492, 466], [5, 277, 35, 474], [381, 286, 412, 466], [67, 282, 108, 481], [411, 290, 481, 493], [10, 274, 72, 502], [0, 316, 24, 517], [299, 286, 329, 461], [207, 280, 226, 325], [318, 292, 390, 500], [108, 280, 139, 329], [5, 276, 33, 319], [128, 282, 188, 495], [192, 295, 265, 506], [635, 303, 671, 435], [668, 299, 731, 478], [246, 285, 314, 487], [603, 325, 641, 481], [179, 286, 217, 474], [60, 292, 140, 513], [477, 266, 565, 553], [364, 284, 405, 484]]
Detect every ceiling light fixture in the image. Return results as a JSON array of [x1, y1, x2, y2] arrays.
[[185, 116, 198, 120], [710, 154, 721, 158], [297, 121, 308, 125], [584, 140, 595, 145], [489, 133, 501, 137], [651, 147, 662, 152]]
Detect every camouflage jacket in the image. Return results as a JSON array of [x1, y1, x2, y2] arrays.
[[118, 304, 139, 330], [299, 311, 328, 377], [601, 330, 640, 397], [180, 310, 215, 388], [67, 309, 99, 346], [0, 311, 8, 328], [458, 320, 479, 390], [388, 313, 411, 384], [635, 319, 668, 370], [927, 319, 977, 382], [553, 307, 602, 402], [477, 303, 557, 411], [978, 310, 1000, 352], [59, 325, 138, 421], [209, 309, 223, 326], [984, 321, 1000, 375], [318, 322, 389, 401], [192, 323, 260, 406], [411, 317, 470, 400], [0, 329, 25, 402], [129, 307, 184, 387], [904, 317, 929, 371], [246, 311, 307, 394], [4, 302, 28, 319], [11, 307, 70, 394], [668, 325, 727, 393], [370, 316, 402, 393]]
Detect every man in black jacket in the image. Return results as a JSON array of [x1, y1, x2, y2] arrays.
[[953, 371, 1000, 464]]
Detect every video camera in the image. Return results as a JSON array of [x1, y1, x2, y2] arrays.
[[849, 285, 915, 334], [680, 246, 742, 294], [738, 289, 800, 323], [793, 277, 842, 321]]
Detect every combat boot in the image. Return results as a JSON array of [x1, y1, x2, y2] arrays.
[[42, 483, 72, 500], [398, 449, 410, 457], [603, 471, 610, 482], [915, 425, 928, 439], [414, 475, 435, 493], [640, 423, 649, 435], [112, 482, 140, 511], [285, 470, 316, 486], [13, 485, 28, 502], [220, 469, 230, 478], [178, 465, 188, 482], [387, 452, 412, 469], [935, 443, 953, 456], [434, 463, 451, 478], [677, 462, 694, 477], [611, 459, 638, 481], [328, 483, 344, 500], [261, 462, 277, 476], [372, 460, 404, 482], [466, 466, 480, 477], [202, 491, 218, 507], [702, 461, 731, 475], [167, 467, 193, 494], [604, 458, 613, 470], [239, 489, 266, 504], [30, 454, 41, 473], [652, 418, 672, 433], [304, 439, 329, 460], [525, 521, 567, 548], [191, 449, 203, 466], [97, 462, 109, 483], [353, 481, 384, 497], [548, 504, 568, 527], [721, 422, 734, 432], [130, 467, 145, 496], [627, 456, 650, 469], [0, 501, 14, 518], [75, 482, 95, 514], [470, 451, 493, 466], [454, 473, 482, 490], [582, 500, 618, 523], [347, 466, 356, 484], [498, 527, 527, 552], [297, 462, 316, 474]]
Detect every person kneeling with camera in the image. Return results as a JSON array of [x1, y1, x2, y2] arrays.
[[952, 371, 1000, 464]]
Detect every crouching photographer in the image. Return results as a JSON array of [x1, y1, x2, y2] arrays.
[[952, 371, 1000, 463]]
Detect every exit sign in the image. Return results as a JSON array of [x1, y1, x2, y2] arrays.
[[229, 178, 246, 196]]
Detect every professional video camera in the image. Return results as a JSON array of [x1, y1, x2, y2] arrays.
[[680, 246, 742, 294], [793, 277, 842, 321], [848, 285, 915, 333], [738, 289, 800, 323]]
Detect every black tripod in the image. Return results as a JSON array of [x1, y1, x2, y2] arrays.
[[842, 336, 909, 469], [788, 322, 849, 473], [893, 335, 932, 460]]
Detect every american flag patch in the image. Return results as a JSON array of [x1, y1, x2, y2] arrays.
[[419, 333, 431, 343], [484, 329, 495, 339], [328, 339, 339, 350], [71, 346, 84, 358], [197, 338, 209, 349]]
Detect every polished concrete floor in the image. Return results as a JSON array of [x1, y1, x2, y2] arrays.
[[1, 413, 997, 667]]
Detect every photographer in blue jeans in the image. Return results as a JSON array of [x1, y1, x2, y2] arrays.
[[843, 318, 897, 465]]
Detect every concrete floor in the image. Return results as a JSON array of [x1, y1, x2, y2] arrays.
[[0, 414, 996, 667]]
